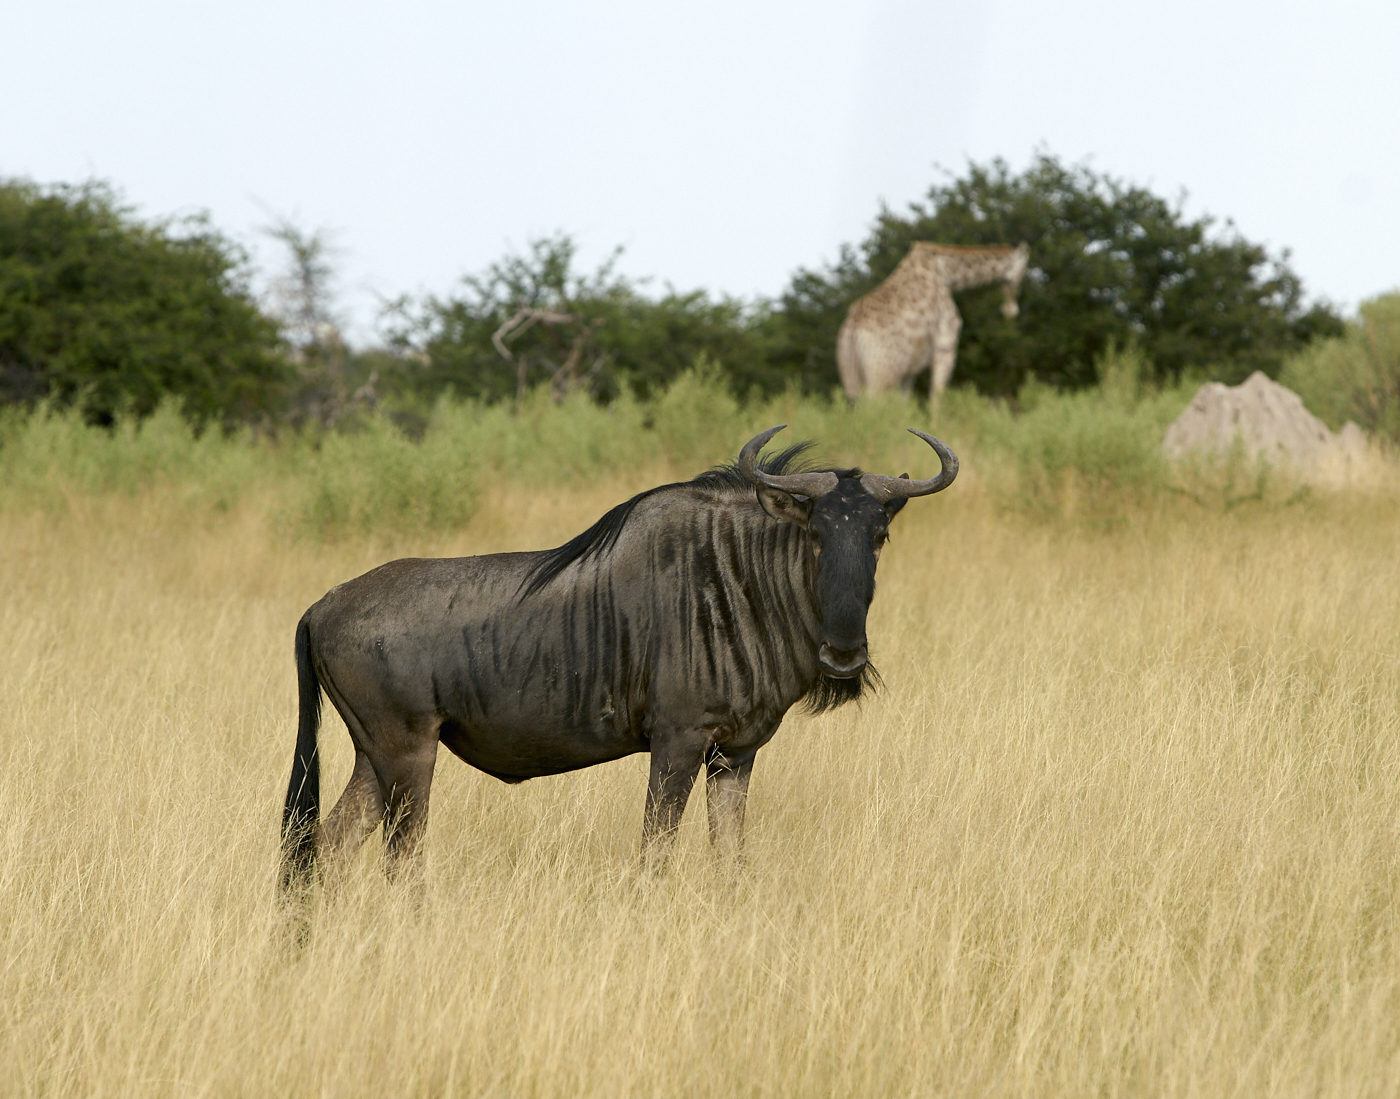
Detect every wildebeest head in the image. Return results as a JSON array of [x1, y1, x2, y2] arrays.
[[739, 426, 958, 680]]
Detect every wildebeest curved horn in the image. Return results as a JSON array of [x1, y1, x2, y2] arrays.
[[738, 425, 839, 499], [859, 429, 959, 501]]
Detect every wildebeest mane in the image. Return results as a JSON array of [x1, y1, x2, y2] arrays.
[[520, 442, 833, 598]]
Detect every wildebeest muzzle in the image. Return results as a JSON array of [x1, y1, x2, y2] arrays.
[[819, 640, 869, 678]]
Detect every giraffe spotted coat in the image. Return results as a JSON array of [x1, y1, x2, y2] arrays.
[[837, 242, 1029, 400]]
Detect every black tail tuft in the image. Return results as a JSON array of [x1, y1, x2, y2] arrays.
[[279, 615, 322, 899]]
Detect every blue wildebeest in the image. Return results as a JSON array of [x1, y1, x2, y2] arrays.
[[280, 426, 957, 894]]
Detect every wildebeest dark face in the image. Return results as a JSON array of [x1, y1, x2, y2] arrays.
[[756, 478, 907, 679], [740, 424, 958, 680]]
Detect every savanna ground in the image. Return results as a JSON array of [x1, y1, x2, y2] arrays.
[[4, 382, 1400, 1097]]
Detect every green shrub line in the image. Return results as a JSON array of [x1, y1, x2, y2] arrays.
[[11, 307, 1400, 539], [1282, 293, 1400, 440], [5, 347, 1291, 538]]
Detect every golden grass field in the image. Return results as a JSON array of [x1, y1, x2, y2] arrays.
[[5, 467, 1400, 1097]]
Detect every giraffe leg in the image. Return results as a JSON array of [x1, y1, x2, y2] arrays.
[[836, 318, 864, 401], [931, 307, 963, 400]]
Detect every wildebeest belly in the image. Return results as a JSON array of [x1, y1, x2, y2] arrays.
[[437, 713, 645, 782]]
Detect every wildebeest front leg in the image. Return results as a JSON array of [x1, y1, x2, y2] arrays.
[[705, 748, 754, 863], [641, 740, 706, 873]]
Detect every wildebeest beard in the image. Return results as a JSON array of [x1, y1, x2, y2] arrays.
[[803, 660, 882, 713]]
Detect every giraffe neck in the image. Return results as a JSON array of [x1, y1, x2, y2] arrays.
[[937, 248, 1023, 292]]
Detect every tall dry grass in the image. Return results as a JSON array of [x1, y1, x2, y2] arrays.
[[4, 461, 1400, 1096]]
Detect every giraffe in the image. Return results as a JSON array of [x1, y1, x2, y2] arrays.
[[837, 242, 1029, 401]]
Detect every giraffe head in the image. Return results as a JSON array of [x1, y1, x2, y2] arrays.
[[1000, 243, 1030, 319]]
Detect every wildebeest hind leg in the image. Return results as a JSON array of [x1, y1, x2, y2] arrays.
[[371, 737, 440, 888], [318, 749, 385, 888]]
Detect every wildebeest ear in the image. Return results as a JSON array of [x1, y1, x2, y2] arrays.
[[756, 485, 812, 528], [883, 473, 911, 521]]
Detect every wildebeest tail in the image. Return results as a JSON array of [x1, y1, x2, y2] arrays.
[[280, 614, 322, 897]]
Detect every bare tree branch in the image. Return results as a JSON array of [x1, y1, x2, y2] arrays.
[[492, 308, 575, 362]]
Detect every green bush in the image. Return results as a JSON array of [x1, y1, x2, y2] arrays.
[[986, 387, 1180, 519], [0, 399, 263, 510], [0, 363, 1307, 536], [288, 415, 479, 540], [1281, 293, 1400, 442], [0, 180, 288, 425]]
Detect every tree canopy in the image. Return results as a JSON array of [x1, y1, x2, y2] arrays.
[[393, 157, 1341, 407], [772, 154, 1343, 397], [0, 180, 287, 424], [384, 235, 777, 406], [1, 158, 1346, 425]]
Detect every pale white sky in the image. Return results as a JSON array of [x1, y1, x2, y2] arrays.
[[3, 0, 1397, 341]]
